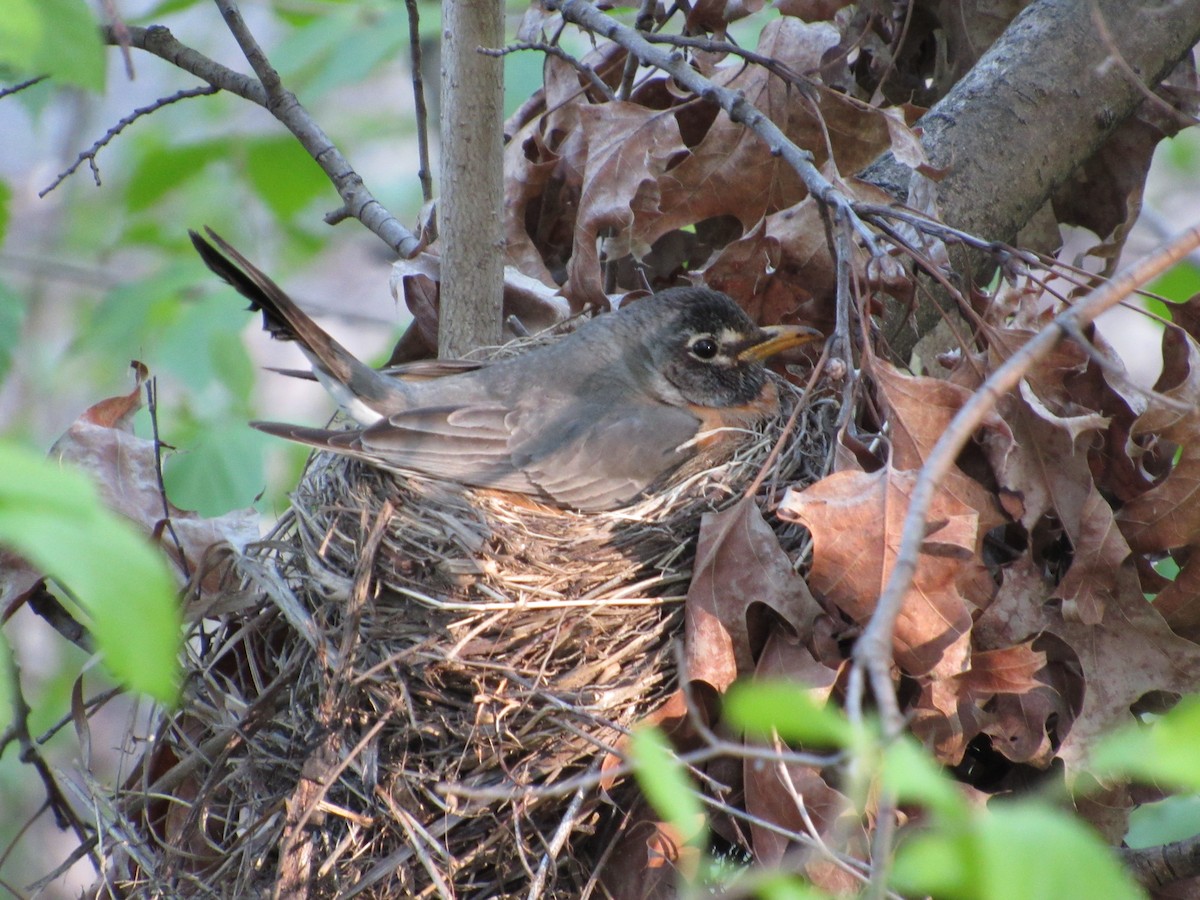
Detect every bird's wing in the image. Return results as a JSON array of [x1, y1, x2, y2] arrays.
[[254, 402, 536, 494], [508, 400, 701, 510]]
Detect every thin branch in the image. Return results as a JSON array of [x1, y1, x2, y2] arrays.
[[404, 0, 433, 203], [211, 0, 420, 257], [102, 24, 266, 104], [100, 0, 136, 80], [39, 86, 219, 197], [0, 634, 95, 857], [481, 41, 616, 102], [851, 225, 1200, 736], [544, 0, 885, 256], [616, 0, 658, 100], [1090, 2, 1197, 130], [145, 377, 190, 579], [0, 76, 48, 101]]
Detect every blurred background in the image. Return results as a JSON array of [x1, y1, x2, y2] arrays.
[[2, 0, 1199, 895]]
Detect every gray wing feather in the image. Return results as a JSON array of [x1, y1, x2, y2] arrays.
[[509, 401, 700, 509]]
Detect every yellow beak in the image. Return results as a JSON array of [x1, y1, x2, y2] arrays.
[[738, 324, 824, 362]]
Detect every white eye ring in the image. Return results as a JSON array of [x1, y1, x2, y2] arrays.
[[690, 337, 719, 360]]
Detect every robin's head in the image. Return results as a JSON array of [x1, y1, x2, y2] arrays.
[[623, 287, 821, 408]]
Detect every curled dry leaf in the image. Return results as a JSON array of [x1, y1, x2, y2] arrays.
[[684, 497, 824, 692], [49, 367, 259, 598]]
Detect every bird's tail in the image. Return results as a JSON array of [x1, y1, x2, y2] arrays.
[[190, 227, 409, 423]]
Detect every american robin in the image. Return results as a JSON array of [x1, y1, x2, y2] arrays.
[[191, 228, 821, 510]]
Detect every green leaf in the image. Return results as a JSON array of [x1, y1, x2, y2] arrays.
[[0, 0, 42, 73], [893, 802, 1143, 900], [163, 422, 268, 516], [629, 726, 706, 847], [1091, 694, 1200, 791], [753, 873, 829, 900], [126, 139, 231, 211], [882, 736, 967, 822], [723, 680, 854, 748], [1127, 794, 1200, 849], [0, 278, 27, 382], [0, 0, 105, 90], [0, 442, 180, 703], [244, 138, 329, 219], [0, 179, 11, 243], [1149, 261, 1200, 307]]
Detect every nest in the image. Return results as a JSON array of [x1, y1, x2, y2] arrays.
[[95, 377, 836, 899]]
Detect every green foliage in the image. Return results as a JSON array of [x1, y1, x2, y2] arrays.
[[0, 179, 9, 243], [0, 279, 26, 383], [635, 680, 1152, 898], [629, 725, 707, 848], [893, 802, 1143, 900], [0, 442, 180, 703], [723, 679, 854, 747], [1092, 694, 1200, 791], [0, 0, 105, 90], [1127, 793, 1200, 849]]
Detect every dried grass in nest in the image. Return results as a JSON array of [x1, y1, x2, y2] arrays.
[[94, 377, 836, 900]]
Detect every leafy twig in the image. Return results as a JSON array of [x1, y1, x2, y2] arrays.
[[39, 86, 218, 197], [848, 225, 1200, 736]]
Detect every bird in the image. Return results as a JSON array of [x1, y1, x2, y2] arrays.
[[190, 227, 821, 511]]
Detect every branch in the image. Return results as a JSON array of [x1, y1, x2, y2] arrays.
[[1123, 832, 1200, 890], [480, 41, 616, 102], [103, 24, 266, 104], [0, 76, 48, 100], [860, 0, 1200, 354], [849, 225, 1200, 735], [102, 19, 420, 258], [437, 0, 505, 356], [39, 85, 218, 197], [404, 0, 433, 203], [211, 0, 419, 257]]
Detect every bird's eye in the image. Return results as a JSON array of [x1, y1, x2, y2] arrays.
[[690, 337, 719, 360]]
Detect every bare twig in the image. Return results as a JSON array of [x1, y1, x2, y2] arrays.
[[616, 0, 658, 100], [481, 41, 616, 102], [145, 377, 190, 579], [404, 0, 434, 203], [100, 0, 136, 79], [1090, 2, 1197, 130], [39, 85, 218, 197], [0, 76, 48, 101], [211, 0, 419, 257], [1, 634, 95, 853], [850, 226, 1200, 736], [102, 24, 266, 103], [544, 0, 884, 256]]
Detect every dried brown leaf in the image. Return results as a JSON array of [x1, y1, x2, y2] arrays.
[[47, 374, 259, 597], [872, 360, 1007, 540], [564, 102, 688, 308], [684, 498, 823, 692], [1117, 327, 1200, 553], [778, 464, 975, 677]]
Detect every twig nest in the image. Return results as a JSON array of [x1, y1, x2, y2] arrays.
[[101, 377, 835, 898]]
